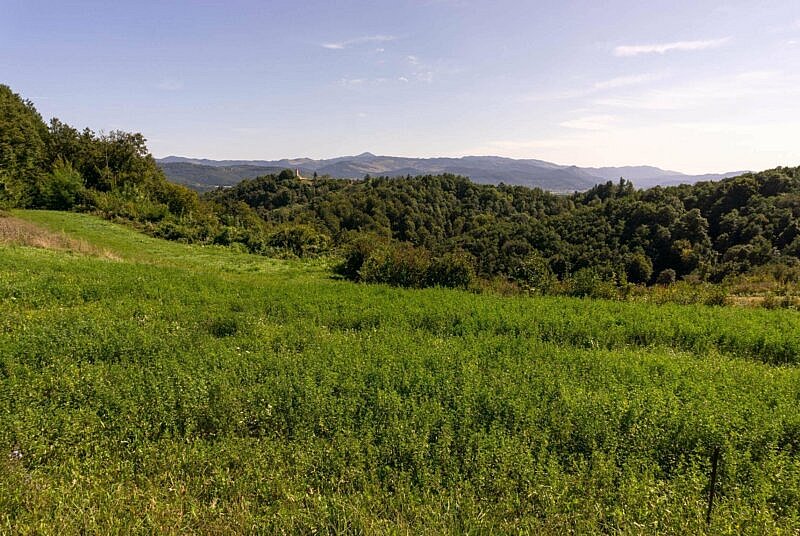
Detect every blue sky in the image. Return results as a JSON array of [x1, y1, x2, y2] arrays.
[[3, 0, 799, 173]]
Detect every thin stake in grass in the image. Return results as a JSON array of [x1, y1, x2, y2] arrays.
[[706, 445, 721, 525]]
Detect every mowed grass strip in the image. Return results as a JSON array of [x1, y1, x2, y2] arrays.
[[1, 211, 799, 533]]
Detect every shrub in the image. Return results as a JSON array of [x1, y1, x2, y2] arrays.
[[703, 287, 728, 307], [152, 220, 185, 241], [512, 252, 556, 295], [213, 225, 247, 246], [155, 180, 200, 216], [567, 268, 618, 299], [426, 251, 475, 289], [360, 242, 431, 287], [335, 233, 389, 281], [656, 268, 677, 286], [625, 252, 653, 285], [267, 224, 330, 257], [37, 158, 85, 210]]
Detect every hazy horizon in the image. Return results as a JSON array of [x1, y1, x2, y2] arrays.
[[4, 0, 799, 175], [158, 152, 747, 177]]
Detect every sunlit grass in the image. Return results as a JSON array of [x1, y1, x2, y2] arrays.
[[2, 211, 799, 534]]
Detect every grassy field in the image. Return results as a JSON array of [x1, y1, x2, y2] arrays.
[[2, 210, 800, 534]]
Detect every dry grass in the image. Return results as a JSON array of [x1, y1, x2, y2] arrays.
[[0, 213, 119, 260]]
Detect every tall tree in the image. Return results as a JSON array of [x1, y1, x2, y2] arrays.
[[0, 84, 49, 206]]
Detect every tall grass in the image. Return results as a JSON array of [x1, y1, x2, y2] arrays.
[[1, 211, 800, 533], [0, 213, 117, 259]]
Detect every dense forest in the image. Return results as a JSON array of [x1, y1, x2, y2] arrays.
[[3, 83, 800, 295], [206, 166, 800, 291]]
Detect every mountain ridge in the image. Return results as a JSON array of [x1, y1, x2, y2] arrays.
[[157, 154, 747, 192]]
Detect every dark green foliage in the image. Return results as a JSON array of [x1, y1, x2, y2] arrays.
[[359, 242, 432, 287], [657, 268, 677, 285], [345, 240, 475, 289], [210, 167, 800, 291], [267, 223, 330, 257], [0, 85, 48, 207], [335, 233, 389, 281], [625, 252, 654, 284], [512, 251, 557, 294], [207, 316, 239, 338], [36, 158, 85, 210], [425, 251, 475, 289], [568, 267, 619, 299]]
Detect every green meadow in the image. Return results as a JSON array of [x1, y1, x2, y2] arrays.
[[2, 211, 800, 534]]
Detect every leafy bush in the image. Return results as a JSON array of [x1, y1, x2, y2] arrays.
[[36, 158, 85, 210], [267, 224, 330, 257], [512, 252, 557, 294], [567, 268, 618, 299], [213, 225, 247, 247], [335, 233, 390, 281], [426, 251, 475, 289], [624, 252, 653, 285], [359, 242, 431, 287], [656, 268, 677, 286], [703, 286, 728, 306]]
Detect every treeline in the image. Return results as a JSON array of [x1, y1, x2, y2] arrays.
[[206, 166, 800, 292], [0, 84, 279, 251], [4, 83, 800, 295]]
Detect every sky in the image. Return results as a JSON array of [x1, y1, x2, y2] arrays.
[[2, 0, 800, 174]]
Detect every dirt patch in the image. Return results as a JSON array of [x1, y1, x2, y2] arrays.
[[0, 214, 119, 260]]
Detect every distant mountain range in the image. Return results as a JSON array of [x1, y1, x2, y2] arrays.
[[157, 153, 747, 192]]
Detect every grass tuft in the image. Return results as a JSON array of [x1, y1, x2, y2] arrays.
[[206, 317, 239, 338]]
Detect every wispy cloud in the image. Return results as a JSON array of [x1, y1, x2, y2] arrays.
[[337, 77, 392, 88], [592, 73, 665, 90], [560, 115, 618, 131], [594, 70, 797, 111], [402, 55, 437, 83], [155, 78, 183, 91], [525, 72, 665, 101], [614, 37, 731, 57], [337, 78, 366, 87], [322, 35, 396, 50]]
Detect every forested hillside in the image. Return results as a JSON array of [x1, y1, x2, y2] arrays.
[[159, 162, 287, 191], [207, 167, 800, 288], [0, 85, 199, 219], [3, 83, 799, 296], [157, 154, 744, 191]]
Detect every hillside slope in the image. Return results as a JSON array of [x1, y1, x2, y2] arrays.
[[204, 166, 800, 284], [159, 162, 288, 191], [2, 210, 800, 533]]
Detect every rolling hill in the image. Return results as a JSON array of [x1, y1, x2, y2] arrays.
[[158, 153, 746, 192]]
